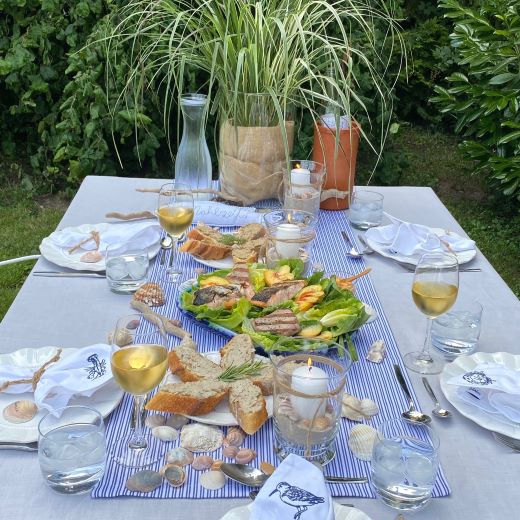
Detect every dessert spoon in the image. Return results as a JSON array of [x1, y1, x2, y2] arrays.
[[422, 377, 452, 419], [394, 364, 431, 424]]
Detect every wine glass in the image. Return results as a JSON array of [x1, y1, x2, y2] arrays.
[[110, 314, 168, 467], [157, 182, 194, 282], [404, 252, 459, 375]]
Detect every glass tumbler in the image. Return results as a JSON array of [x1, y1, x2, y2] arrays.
[[38, 405, 106, 495], [105, 241, 149, 294], [348, 190, 384, 229]]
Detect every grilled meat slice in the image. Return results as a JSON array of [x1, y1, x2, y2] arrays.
[[251, 280, 307, 308], [251, 308, 300, 336], [226, 263, 250, 285], [192, 284, 242, 308]]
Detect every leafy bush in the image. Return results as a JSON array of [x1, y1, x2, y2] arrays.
[[432, 0, 520, 202]]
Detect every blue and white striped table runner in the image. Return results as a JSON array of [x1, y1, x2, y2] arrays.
[[92, 204, 451, 499]]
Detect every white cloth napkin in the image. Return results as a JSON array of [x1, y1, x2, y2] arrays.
[[194, 201, 263, 227], [0, 344, 113, 414], [250, 454, 334, 520], [448, 362, 520, 423], [365, 214, 475, 257], [51, 221, 162, 253]]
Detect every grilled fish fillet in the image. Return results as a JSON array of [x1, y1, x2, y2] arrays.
[[251, 280, 307, 308]]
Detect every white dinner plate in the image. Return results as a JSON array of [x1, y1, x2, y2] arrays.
[[365, 226, 477, 266], [0, 347, 124, 443], [191, 256, 234, 270], [440, 351, 520, 439], [219, 502, 372, 520], [40, 223, 161, 272], [163, 351, 273, 427]]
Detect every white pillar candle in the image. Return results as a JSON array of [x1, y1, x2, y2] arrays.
[[290, 361, 329, 420], [275, 223, 301, 258], [290, 167, 311, 185]]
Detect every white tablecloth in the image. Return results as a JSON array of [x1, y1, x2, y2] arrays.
[[0, 176, 518, 520]]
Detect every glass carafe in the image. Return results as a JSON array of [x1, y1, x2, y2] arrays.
[[175, 93, 212, 199]]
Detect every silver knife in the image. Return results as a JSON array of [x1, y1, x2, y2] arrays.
[[0, 441, 38, 451], [33, 271, 106, 278]]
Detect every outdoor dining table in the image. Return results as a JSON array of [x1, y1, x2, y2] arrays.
[[0, 175, 518, 520]]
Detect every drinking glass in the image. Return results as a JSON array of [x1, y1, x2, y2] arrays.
[[371, 419, 439, 512], [348, 190, 384, 229], [110, 314, 168, 467], [105, 241, 149, 294], [404, 252, 459, 375], [38, 405, 105, 495], [157, 182, 194, 282]]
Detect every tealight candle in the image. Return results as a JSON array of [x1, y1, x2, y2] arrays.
[[275, 223, 301, 258], [290, 359, 329, 420], [290, 167, 311, 186]]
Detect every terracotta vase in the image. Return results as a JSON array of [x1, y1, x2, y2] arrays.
[[312, 120, 360, 210]]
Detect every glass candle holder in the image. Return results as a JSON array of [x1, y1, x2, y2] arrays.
[[271, 351, 351, 465]]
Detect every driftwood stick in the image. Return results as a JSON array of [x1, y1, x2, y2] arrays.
[[105, 211, 155, 221], [130, 300, 188, 338], [68, 231, 100, 254]]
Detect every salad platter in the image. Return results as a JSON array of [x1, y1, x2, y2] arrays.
[[178, 260, 374, 358]]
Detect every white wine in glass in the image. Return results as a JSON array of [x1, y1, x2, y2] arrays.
[[404, 253, 459, 375], [110, 314, 168, 468], [158, 182, 194, 282]]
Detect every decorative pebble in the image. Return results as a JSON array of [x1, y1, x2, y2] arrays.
[[126, 470, 162, 493], [165, 414, 189, 429], [145, 414, 166, 429], [152, 425, 179, 442]]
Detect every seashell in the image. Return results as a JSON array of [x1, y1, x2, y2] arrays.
[[2, 400, 38, 424], [359, 398, 379, 419], [180, 423, 224, 453], [145, 414, 166, 429], [126, 319, 140, 330], [133, 282, 165, 307], [366, 340, 386, 363], [235, 448, 256, 465], [223, 426, 246, 448], [126, 470, 162, 493], [211, 460, 223, 471], [260, 462, 276, 476], [348, 424, 377, 461], [199, 470, 226, 490], [107, 328, 133, 347], [165, 447, 194, 467], [163, 464, 186, 487], [342, 393, 379, 421], [152, 425, 179, 442], [192, 455, 214, 471], [165, 414, 189, 430], [277, 399, 298, 422], [311, 416, 331, 431], [222, 445, 239, 459], [80, 250, 102, 263]]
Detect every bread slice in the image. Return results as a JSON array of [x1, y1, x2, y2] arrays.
[[219, 334, 255, 369], [231, 237, 266, 264], [180, 239, 231, 260], [187, 224, 222, 243], [229, 380, 268, 434], [145, 380, 229, 415], [236, 223, 266, 241], [249, 362, 274, 396], [169, 346, 223, 382]]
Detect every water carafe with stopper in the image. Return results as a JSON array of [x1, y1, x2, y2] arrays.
[[175, 93, 212, 198]]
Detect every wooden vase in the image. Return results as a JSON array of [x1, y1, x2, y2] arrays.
[[312, 120, 360, 210]]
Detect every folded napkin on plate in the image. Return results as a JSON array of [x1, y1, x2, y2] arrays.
[[448, 362, 520, 423], [365, 214, 475, 257], [0, 344, 113, 414], [250, 454, 334, 520], [51, 221, 162, 253], [194, 201, 263, 227]]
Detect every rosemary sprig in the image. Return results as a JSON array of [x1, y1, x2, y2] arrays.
[[218, 360, 265, 382], [219, 234, 246, 246]]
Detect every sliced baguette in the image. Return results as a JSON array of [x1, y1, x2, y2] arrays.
[[180, 239, 231, 260], [236, 223, 266, 241], [219, 334, 255, 369], [228, 380, 268, 434], [187, 224, 222, 242], [169, 346, 223, 382], [145, 381, 229, 415], [249, 363, 274, 396]]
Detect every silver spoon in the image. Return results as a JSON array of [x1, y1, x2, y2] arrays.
[[340, 231, 363, 258], [220, 463, 368, 487], [393, 364, 431, 424], [422, 377, 452, 419], [357, 234, 374, 254], [159, 236, 172, 265]]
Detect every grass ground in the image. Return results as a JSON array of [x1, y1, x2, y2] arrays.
[[0, 126, 518, 321]]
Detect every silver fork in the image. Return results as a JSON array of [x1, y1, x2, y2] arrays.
[[493, 432, 520, 452]]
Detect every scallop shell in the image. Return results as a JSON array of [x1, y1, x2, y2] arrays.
[[211, 460, 223, 471], [260, 462, 276, 476], [222, 445, 239, 459], [133, 282, 165, 307], [223, 427, 246, 448], [152, 425, 179, 442], [180, 424, 224, 453], [2, 400, 38, 424], [366, 340, 386, 363], [359, 398, 379, 419], [165, 414, 189, 430], [199, 470, 226, 490], [165, 447, 194, 466], [235, 448, 256, 465], [311, 416, 331, 431], [342, 393, 378, 421], [80, 250, 102, 263], [192, 455, 214, 471], [107, 328, 133, 347], [277, 399, 298, 422], [163, 464, 186, 487], [348, 424, 377, 461], [145, 414, 166, 429], [126, 470, 162, 493]]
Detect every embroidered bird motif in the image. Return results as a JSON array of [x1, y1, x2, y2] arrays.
[[269, 481, 325, 520]]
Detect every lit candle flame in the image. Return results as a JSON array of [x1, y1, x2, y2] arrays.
[[307, 357, 313, 371]]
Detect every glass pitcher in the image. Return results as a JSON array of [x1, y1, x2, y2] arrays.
[[175, 93, 212, 199]]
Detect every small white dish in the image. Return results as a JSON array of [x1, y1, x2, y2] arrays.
[[0, 347, 124, 443], [440, 351, 520, 439]]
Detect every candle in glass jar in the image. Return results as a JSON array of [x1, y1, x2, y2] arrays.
[[290, 167, 311, 186], [275, 223, 301, 258], [290, 359, 329, 420]]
